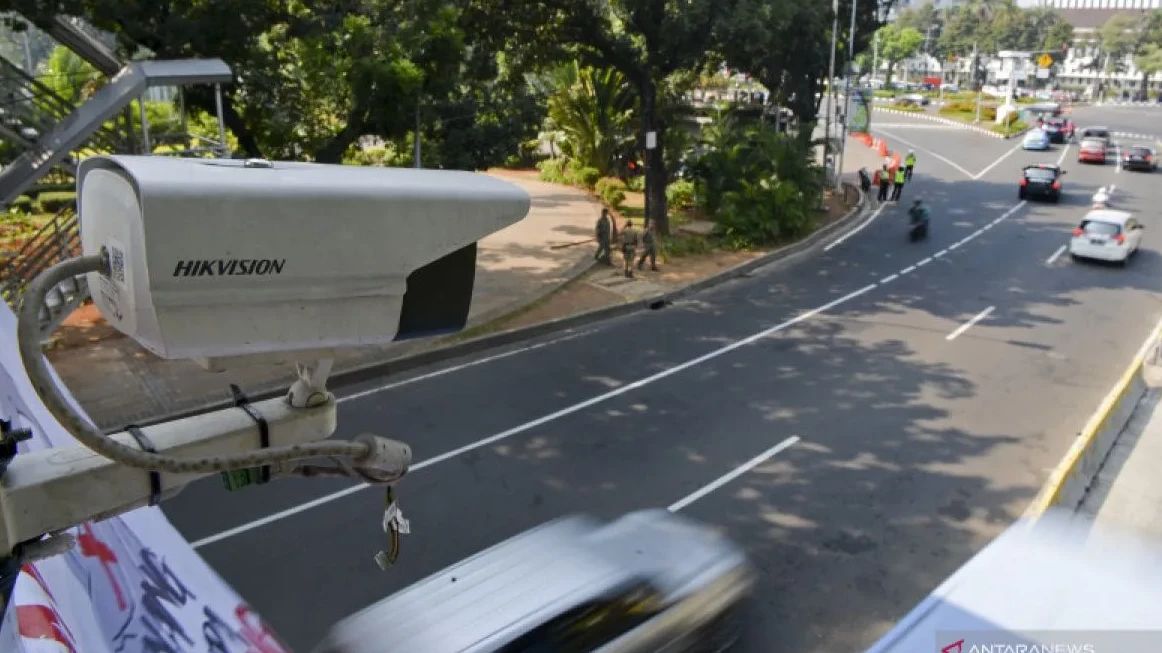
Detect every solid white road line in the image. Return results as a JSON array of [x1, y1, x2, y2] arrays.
[[339, 331, 590, 403], [667, 436, 801, 513], [876, 129, 976, 179], [946, 306, 996, 341], [1115, 145, 1121, 174], [916, 257, 932, 267], [193, 199, 1034, 550], [972, 140, 1025, 180], [1046, 244, 1067, 265], [1055, 143, 1072, 166], [825, 204, 888, 252], [192, 284, 878, 549], [934, 248, 948, 258]]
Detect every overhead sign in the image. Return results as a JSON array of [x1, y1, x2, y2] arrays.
[[848, 89, 871, 134], [1038, 53, 1053, 68]]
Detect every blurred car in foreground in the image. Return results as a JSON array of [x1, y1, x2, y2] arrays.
[[1078, 138, 1107, 164], [896, 93, 929, 106], [1019, 164, 1064, 202], [315, 510, 754, 653], [864, 509, 1162, 653], [1122, 145, 1157, 172], [1069, 209, 1143, 265], [1022, 129, 1050, 151]]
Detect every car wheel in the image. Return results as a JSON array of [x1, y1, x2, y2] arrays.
[[1070, 253, 1082, 262], [1019, 189, 1026, 200]]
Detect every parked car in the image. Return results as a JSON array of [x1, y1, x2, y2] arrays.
[[1023, 129, 1051, 151], [1069, 210, 1143, 265], [896, 93, 930, 106], [1019, 164, 1065, 202], [316, 510, 755, 653], [1078, 138, 1107, 164], [941, 82, 960, 92], [1122, 145, 1157, 172]]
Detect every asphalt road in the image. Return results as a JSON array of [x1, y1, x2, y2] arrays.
[[162, 104, 1162, 653]]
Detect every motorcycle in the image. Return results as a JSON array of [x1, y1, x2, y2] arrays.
[[1092, 187, 1112, 209]]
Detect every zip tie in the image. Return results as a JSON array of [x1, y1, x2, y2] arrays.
[[230, 384, 271, 483]]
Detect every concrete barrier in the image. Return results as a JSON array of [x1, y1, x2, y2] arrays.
[[1026, 316, 1162, 517]]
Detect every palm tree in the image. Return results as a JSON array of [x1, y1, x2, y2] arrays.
[[538, 61, 636, 176]]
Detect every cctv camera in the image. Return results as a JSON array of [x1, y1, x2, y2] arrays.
[[77, 155, 530, 360]]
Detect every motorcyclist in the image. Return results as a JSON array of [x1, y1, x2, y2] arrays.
[[908, 199, 930, 225]]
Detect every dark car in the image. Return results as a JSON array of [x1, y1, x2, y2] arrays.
[[1122, 145, 1157, 172], [1041, 117, 1073, 143], [1019, 164, 1065, 202]]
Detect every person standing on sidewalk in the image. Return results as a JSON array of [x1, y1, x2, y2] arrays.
[[904, 150, 917, 181], [876, 165, 890, 202], [637, 221, 659, 272], [620, 219, 641, 278], [891, 165, 907, 201], [858, 167, 873, 204], [594, 209, 614, 265]]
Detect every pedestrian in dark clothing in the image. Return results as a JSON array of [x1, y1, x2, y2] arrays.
[[594, 209, 614, 265], [620, 219, 641, 278], [877, 166, 890, 202]]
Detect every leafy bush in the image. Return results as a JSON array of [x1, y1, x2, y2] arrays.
[[36, 191, 76, 214], [939, 100, 977, 114], [570, 166, 601, 189], [8, 195, 33, 213], [687, 119, 821, 249], [594, 177, 627, 208], [666, 180, 696, 210], [537, 158, 569, 184], [624, 175, 645, 192]]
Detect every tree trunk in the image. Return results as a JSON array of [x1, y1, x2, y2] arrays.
[[884, 62, 895, 87], [314, 117, 366, 163], [639, 76, 669, 236], [1142, 71, 1149, 102]]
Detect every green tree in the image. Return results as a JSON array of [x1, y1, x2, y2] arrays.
[[541, 61, 635, 176], [37, 45, 101, 105], [877, 24, 924, 87], [1135, 43, 1162, 98], [1099, 13, 1139, 76]]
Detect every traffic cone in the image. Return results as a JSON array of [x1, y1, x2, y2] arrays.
[[877, 140, 889, 157]]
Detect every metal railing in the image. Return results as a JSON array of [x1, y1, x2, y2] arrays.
[[0, 207, 81, 307]]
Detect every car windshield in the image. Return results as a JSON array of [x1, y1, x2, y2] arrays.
[[1130, 147, 1152, 156], [1025, 169, 1055, 180], [1081, 140, 1104, 149], [1082, 221, 1120, 236]]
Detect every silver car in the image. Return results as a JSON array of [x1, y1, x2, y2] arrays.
[[315, 510, 755, 653]]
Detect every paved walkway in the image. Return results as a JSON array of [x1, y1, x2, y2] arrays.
[[1077, 387, 1162, 540], [48, 171, 603, 430]]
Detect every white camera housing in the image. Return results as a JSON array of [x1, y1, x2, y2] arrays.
[[78, 155, 530, 360]]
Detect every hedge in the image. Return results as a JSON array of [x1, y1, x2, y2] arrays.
[[36, 191, 77, 214], [594, 177, 627, 208], [8, 195, 33, 213]]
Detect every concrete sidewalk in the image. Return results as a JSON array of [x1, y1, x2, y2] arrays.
[[47, 171, 604, 430], [1077, 387, 1162, 540]]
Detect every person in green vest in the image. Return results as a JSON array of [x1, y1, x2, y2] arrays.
[[904, 150, 917, 181], [891, 165, 907, 201]]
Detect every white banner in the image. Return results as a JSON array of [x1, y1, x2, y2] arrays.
[[0, 304, 290, 653]]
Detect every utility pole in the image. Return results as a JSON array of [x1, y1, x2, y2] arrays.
[[413, 100, 422, 168], [823, 0, 839, 189], [872, 30, 880, 87], [973, 42, 982, 123], [836, 0, 858, 192]]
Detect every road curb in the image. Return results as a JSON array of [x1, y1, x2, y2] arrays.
[[1024, 315, 1162, 520], [109, 185, 869, 433], [875, 106, 1030, 140]]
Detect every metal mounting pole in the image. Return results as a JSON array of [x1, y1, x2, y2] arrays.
[[214, 83, 228, 157], [823, 0, 839, 189], [138, 96, 151, 154], [836, 0, 858, 192]]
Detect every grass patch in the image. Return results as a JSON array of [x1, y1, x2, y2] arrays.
[[991, 120, 1029, 137]]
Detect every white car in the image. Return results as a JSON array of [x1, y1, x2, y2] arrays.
[[1022, 129, 1051, 151], [1069, 210, 1143, 265]]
